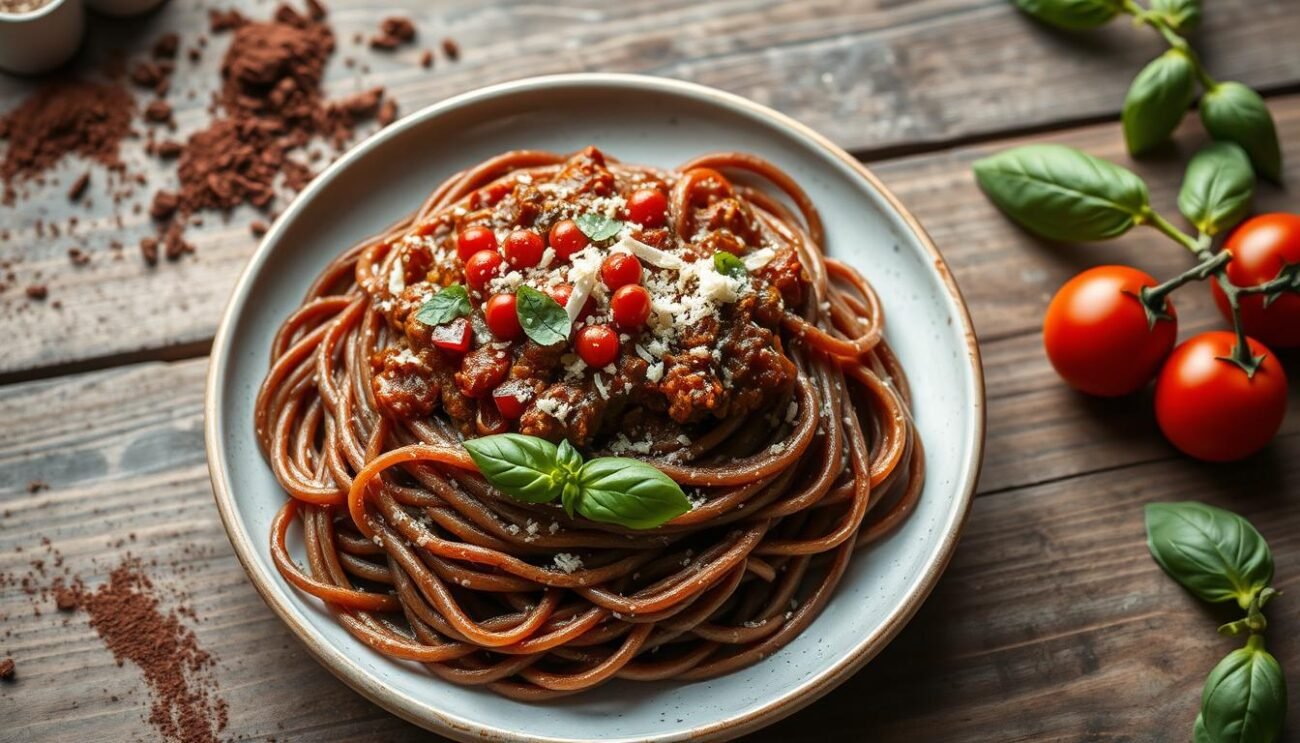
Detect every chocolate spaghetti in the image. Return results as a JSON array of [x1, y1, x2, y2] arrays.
[[256, 147, 923, 699]]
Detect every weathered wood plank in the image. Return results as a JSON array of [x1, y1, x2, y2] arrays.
[[1, 345, 1297, 740], [1, 2, 1298, 378]]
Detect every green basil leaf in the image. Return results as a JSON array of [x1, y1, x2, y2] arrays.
[[1178, 142, 1255, 236], [1011, 0, 1121, 29], [463, 433, 563, 504], [1151, 0, 1200, 32], [1200, 82, 1284, 183], [1123, 50, 1196, 156], [713, 251, 747, 278], [1193, 713, 1211, 743], [972, 144, 1150, 242], [515, 285, 571, 346], [1144, 502, 1273, 609], [413, 284, 471, 326], [1200, 639, 1286, 743], [575, 457, 690, 530], [575, 213, 623, 242]]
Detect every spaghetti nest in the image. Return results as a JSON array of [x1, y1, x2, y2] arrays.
[[255, 148, 923, 700]]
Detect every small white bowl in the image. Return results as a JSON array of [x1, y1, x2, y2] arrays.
[[84, 0, 166, 17], [0, 0, 85, 75]]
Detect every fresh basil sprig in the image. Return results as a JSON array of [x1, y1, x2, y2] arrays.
[[1150, 0, 1200, 33], [1200, 82, 1284, 183], [1199, 636, 1286, 743], [463, 433, 690, 530], [1145, 502, 1272, 609], [515, 285, 571, 346], [1144, 502, 1287, 743], [1178, 142, 1255, 237], [1011, 0, 1121, 30], [575, 213, 624, 242], [972, 144, 1150, 242], [713, 251, 748, 279], [414, 284, 471, 326], [1123, 49, 1196, 156]]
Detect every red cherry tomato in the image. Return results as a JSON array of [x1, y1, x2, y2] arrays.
[[464, 250, 503, 291], [1212, 213, 1300, 348], [627, 189, 668, 228], [545, 283, 594, 319], [492, 380, 533, 420], [601, 253, 642, 290], [610, 284, 651, 329], [1042, 266, 1177, 397], [548, 219, 588, 261], [471, 181, 511, 209], [575, 324, 619, 368], [456, 226, 497, 262], [484, 293, 522, 341], [429, 317, 473, 354], [502, 229, 544, 269], [1155, 331, 1288, 462]]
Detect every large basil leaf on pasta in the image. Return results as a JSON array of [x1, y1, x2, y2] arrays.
[[1011, 0, 1121, 29], [1178, 142, 1255, 237], [575, 457, 690, 530], [515, 285, 572, 346], [414, 284, 471, 326], [1151, 0, 1201, 32], [1200, 82, 1284, 183], [1144, 502, 1273, 609], [1199, 640, 1286, 743], [972, 144, 1150, 242], [1123, 50, 1196, 156], [464, 434, 563, 504]]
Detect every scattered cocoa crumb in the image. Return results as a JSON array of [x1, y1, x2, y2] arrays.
[[67, 171, 90, 202], [24, 285, 46, 300], [26, 479, 47, 493], [153, 32, 180, 59], [150, 190, 179, 220], [130, 61, 164, 89], [155, 140, 183, 159], [442, 37, 460, 60], [140, 237, 159, 265], [371, 16, 415, 49], [249, 220, 269, 237], [304, 0, 326, 20], [161, 223, 193, 261], [419, 49, 433, 68], [144, 99, 173, 124], [68, 247, 91, 266], [0, 658, 13, 680], [208, 8, 247, 32], [377, 97, 397, 127]]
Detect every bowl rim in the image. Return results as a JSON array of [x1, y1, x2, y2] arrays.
[[0, 0, 72, 22], [204, 72, 986, 743]]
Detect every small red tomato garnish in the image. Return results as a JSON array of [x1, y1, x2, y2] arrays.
[[464, 250, 503, 291], [484, 293, 522, 341], [627, 188, 668, 228], [601, 253, 642, 290], [546, 283, 572, 307], [456, 226, 497, 262], [1211, 213, 1300, 348], [502, 229, 544, 269], [548, 219, 589, 261], [1154, 331, 1288, 462], [492, 380, 533, 420], [430, 317, 473, 354], [610, 284, 651, 329], [576, 324, 620, 368], [1043, 265, 1177, 397]]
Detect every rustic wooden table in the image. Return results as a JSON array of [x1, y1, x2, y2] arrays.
[[2, 1, 1299, 740]]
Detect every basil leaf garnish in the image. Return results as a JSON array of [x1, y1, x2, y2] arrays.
[[1200, 82, 1283, 183], [1178, 142, 1255, 237], [1151, 0, 1200, 33], [575, 213, 623, 242], [1123, 49, 1195, 156], [515, 285, 571, 346], [575, 457, 690, 530], [463, 433, 563, 504], [414, 284, 471, 326], [1192, 714, 1210, 743], [972, 144, 1150, 242], [1011, 0, 1121, 30], [713, 251, 747, 279], [1199, 638, 1286, 743], [1145, 502, 1274, 609]]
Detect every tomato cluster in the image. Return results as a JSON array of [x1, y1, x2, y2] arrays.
[[1043, 214, 1296, 462]]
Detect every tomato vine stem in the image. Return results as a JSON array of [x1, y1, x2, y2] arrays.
[[1121, 0, 1219, 89]]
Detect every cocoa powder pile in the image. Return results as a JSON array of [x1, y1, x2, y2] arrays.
[[0, 81, 136, 206], [64, 561, 228, 743]]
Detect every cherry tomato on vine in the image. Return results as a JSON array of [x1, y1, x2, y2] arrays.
[[1211, 213, 1300, 348], [1042, 266, 1177, 397], [1154, 331, 1288, 462]]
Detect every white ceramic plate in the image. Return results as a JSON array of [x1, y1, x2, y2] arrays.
[[206, 73, 985, 743]]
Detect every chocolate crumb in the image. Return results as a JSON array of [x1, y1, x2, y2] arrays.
[[153, 32, 180, 59], [67, 171, 90, 202], [156, 140, 183, 159], [0, 658, 14, 680], [419, 48, 433, 68], [304, 0, 326, 20], [26, 480, 47, 493], [24, 285, 47, 300], [140, 237, 159, 265], [144, 99, 173, 124], [442, 37, 460, 60], [150, 190, 179, 220], [249, 220, 269, 237], [68, 247, 91, 266], [377, 97, 397, 127]]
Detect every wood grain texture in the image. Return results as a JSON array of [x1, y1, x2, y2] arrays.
[[0, 357, 1295, 741], [1, 0, 1299, 378]]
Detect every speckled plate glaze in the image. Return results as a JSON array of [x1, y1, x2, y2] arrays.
[[206, 74, 985, 743]]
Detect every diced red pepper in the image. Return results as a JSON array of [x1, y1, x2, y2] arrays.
[[430, 317, 473, 354]]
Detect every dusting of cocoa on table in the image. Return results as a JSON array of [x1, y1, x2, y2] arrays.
[[0, 657, 14, 681]]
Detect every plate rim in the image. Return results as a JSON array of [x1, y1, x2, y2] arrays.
[[204, 72, 986, 743]]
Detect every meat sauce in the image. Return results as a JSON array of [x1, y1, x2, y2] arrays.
[[368, 147, 809, 451]]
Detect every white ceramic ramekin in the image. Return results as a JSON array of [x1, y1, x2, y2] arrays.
[[0, 0, 85, 75]]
